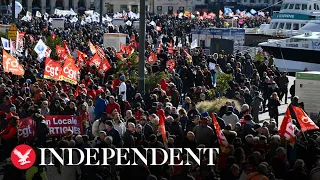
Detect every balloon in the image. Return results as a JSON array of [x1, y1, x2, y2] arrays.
[[14, 1, 23, 18]]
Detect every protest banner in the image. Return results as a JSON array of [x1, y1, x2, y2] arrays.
[[17, 115, 84, 141]]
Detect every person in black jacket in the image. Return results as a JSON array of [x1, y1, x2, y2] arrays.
[[122, 122, 136, 148], [268, 92, 281, 124], [104, 120, 122, 147]]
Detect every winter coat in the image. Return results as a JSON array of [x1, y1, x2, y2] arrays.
[[192, 124, 215, 147]]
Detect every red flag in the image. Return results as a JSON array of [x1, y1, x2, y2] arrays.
[[212, 113, 231, 153], [115, 51, 123, 61], [157, 109, 168, 149], [120, 42, 126, 53], [147, 52, 157, 64], [63, 40, 71, 56], [166, 59, 176, 72], [279, 108, 295, 144], [77, 50, 87, 67], [130, 35, 135, 41], [133, 40, 139, 49], [89, 54, 102, 67], [95, 45, 105, 59], [98, 59, 112, 76], [56, 45, 66, 57], [51, 32, 56, 40], [74, 85, 81, 97], [292, 106, 319, 132], [125, 45, 134, 57], [88, 41, 97, 54], [168, 40, 173, 55]]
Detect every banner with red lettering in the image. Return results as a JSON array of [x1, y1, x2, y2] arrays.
[[18, 115, 84, 141], [89, 53, 102, 67], [60, 58, 80, 85]]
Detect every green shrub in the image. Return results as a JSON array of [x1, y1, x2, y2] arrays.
[[145, 71, 169, 92], [0, 31, 7, 38], [196, 97, 240, 115], [216, 73, 233, 96]]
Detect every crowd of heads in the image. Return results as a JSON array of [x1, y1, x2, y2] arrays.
[[0, 12, 319, 180]]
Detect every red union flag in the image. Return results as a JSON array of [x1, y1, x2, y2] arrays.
[[60, 58, 80, 85], [98, 59, 112, 76], [56, 45, 66, 57], [17, 115, 84, 141], [88, 40, 96, 54], [89, 54, 102, 67], [44, 57, 61, 81], [292, 106, 319, 132], [147, 52, 157, 64], [157, 109, 168, 149], [279, 108, 295, 144], [212, 113, 231, 153], [166, 59, 176, 72]]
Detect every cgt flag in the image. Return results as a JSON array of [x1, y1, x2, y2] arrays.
[[279, 108, 295, 145], [44, 57, 61, 81], [292, 106, 319, 132], [60, 58, 80, 85], [211, 113, 231, 153]]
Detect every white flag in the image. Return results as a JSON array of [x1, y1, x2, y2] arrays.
[[25, 49, 28, 57], [36, 11, 41, 17], [34, 39, 51, 58], [191, 39, 198, 49], [1, 37, 10, 50]]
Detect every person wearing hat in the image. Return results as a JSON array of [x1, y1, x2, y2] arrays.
[[222, 106, 239, 130]]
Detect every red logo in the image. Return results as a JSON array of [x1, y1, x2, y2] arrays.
[[11, 144, 36, 169]]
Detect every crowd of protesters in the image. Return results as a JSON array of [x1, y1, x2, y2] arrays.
[[0, 11, 319, 180]]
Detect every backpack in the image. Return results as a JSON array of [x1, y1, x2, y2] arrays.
[[32, 167, 44, 180]]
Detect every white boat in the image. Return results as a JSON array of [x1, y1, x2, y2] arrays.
[[249, 0, 320, 38], [259, 30, 320, 72]]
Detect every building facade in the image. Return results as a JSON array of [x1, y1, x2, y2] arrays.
[[0, 0, 204, 15], [0, 0, 145, 15], [150, 0, 194, 14]]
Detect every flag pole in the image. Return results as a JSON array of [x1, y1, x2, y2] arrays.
[[138, 0, 146, 95], [12, 0, 16, 24]]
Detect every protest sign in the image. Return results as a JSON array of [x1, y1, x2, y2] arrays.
[[18, 115, 84, 141]]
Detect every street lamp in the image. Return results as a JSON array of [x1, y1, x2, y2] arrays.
[[138, 0, 146, 94]]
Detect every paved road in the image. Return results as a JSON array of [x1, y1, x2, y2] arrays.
[[0, 76, 295, 180], [258, 76, 295, 129]]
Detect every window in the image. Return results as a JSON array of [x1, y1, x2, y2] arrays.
[[264, 0, 269, 3], [272, 22, 278, 29], [108, 4, 114, 13], [301, 24, 306, 28], [293, 23, 299, 30], [120, 5, 127, 12], [285, 23, 292, 29], [259, 0, 261, 3], [131, 5, 138, 13], [250, 0, 255, 3], [279, 23, 285, 29], [295, 4, 301, 9], [289, 4, 294, 9], [309, 5, 312, 10], [317, 5, 319, 10], [314, 3, 317, 10], [284, 4, 289, 9], [302, 4, 308, 10]]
